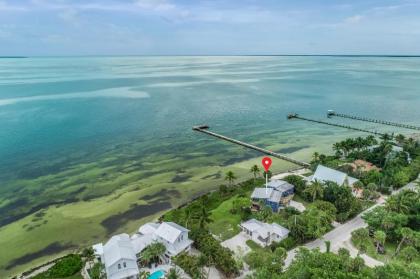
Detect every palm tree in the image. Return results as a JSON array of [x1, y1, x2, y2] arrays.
[[139, 271, 151, 279], [332, 143, 342, 157], [374, 230, 386, 254], [304, 179, 324, 202], [394, 227, 414, 256], [225, 171, 236, 186], [193, 204, 213, 229], [141, 242, 166, 266], [312, 152, 320, 162], [380, 133, 393, 142], [386, 190, 415, 214], [167, 268, 182, 279], [395, 134, 405, 146], [250, 165, 260, 184], [366, 135, 377, 146], [184, 206, 194, 228]]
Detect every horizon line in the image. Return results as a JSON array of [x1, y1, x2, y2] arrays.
[[2, 54, 420, 58]]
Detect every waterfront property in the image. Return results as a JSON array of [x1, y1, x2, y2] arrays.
[[250, 179, 294, 212], [240, 219, 289, 247], [306, 165, 359, 187], [93, 222, 193, 279], [98, 234, 139, 279]]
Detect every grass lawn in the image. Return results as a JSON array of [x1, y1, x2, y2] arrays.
[[246, 240, 266, 251], [208, 195, 243, 241], [65, 273, 83, 279]]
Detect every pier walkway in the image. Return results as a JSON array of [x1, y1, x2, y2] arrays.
[[327, 110, 420, 131], [287, 114, 384, 136], [192, 125, 310, 167]]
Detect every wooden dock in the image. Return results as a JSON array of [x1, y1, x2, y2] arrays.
[[287, 113, 384, 136], [192, 125, 310, 167], [327, 110, 420, 131]]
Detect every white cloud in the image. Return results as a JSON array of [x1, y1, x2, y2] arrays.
[[344, 15, 363, 24], [135, 0, 176, 12]]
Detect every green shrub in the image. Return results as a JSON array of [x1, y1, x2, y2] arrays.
[[33, 254, 83, 279]]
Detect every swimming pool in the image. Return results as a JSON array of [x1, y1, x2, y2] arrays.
[[148, 270, 165, 279]]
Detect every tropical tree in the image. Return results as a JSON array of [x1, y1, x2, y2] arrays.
[[167, 268, 182, 279], [184, 206, 194, 228], [381, 133, 393, 142], [250, 165, 261, 184], [312, 152, 320, 162], [140, 242, 166, 265], [394, 227, 414, 256], [366, 135, 378, 146], [225, 171, 236, 186], [193, 204, 213, 229], [325, 240, 331, 253], [304, 179, 324, 202], [374, 230, 386, 254], [386, 190, 416, 214], [395, 134, 406, 146], [139, 271, 151, 279], [399, 246, 417, 264], [89, 262, 105, 279]]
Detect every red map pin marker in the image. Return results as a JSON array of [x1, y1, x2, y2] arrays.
[[262, 157, 272, 172]]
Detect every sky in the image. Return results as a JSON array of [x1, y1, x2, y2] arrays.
[[1, 0, 420, 56]]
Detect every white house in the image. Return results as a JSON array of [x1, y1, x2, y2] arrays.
[[137, 221, 193, 260], [93, 222, 193, 279], [102, 234, 139, 279], [306, 165, 359, 187], [92, 222, 193, 279], [240, 219, 289, 247]]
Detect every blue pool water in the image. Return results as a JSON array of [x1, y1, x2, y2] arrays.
[[148, 270, 165, 279]]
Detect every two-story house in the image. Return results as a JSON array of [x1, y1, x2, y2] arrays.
[[251, 179, 295, 212], [93, 221, 193, 279], [102, 234, 139, 279]]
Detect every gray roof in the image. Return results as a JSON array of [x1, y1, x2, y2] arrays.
[[312, 165, 358, 186], [241, 219, 289, 239], [251, 187, 274, 199], [251, 187, 282, 203], [103, 234, 137, 268], [268, 190, 282, 203], [271, 223, 290, 238], [268, 179, 294, 192], [155, 222, 188, 244], [241, 219, 269, 238]]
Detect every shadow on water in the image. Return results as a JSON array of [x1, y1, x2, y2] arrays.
[[100, 201, 171, 234], [277, 145, 310, 154]]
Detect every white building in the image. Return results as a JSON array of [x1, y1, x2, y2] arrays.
[[306, 165, 359, 187], [138, 221, 193, 260], [102, 234, 139, 279], [240, 219, 289, 247], [93, 222, 193, 279]]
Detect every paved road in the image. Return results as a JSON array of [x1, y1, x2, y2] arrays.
[[284, 178, 418, 268]]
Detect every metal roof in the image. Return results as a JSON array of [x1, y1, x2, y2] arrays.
[[103, 234, 137, 268]]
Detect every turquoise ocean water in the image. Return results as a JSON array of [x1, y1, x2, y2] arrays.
[[1, 56, 420, 203], [1, 56, 420, 275]]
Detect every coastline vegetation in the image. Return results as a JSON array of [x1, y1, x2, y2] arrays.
[[9, 133, 420, 278]]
